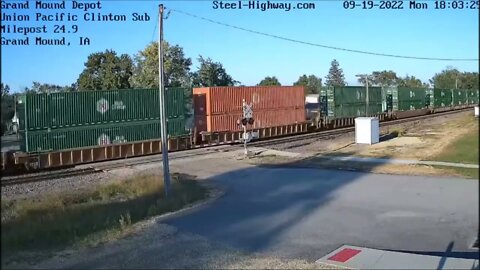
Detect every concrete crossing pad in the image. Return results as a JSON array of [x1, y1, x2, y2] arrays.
[[316, 245, 479, 269]]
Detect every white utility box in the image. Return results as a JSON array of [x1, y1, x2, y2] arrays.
[[475, 106, 479, 118], [355, 117, 380, 145]]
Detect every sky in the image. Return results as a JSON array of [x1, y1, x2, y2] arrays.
[[1, 0, 479, 92]]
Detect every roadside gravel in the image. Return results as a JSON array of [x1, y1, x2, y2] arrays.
[[1, 171, 113, 201]]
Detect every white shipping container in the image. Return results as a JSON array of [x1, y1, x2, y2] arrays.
[[475, 106, 479, 118], [355, 117, 380, 145]]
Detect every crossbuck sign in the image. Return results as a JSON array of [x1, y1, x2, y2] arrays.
[[243, 100, 253, 119]]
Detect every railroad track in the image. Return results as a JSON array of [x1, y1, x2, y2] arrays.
[[0, 146, 234, 187], [1, 168, 102, 187], [250, 107, 472, 148], [1, 107, 472, 187]]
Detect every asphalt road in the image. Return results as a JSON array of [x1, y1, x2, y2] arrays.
[[163, 167, 479, 261]]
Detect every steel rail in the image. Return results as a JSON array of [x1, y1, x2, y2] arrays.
[[250, 108, 472, 148]]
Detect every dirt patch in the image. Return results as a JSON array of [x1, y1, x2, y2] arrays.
[[284, 157, 466, 178], [325, 112, 476, 161], [306, 134, 355, 154], [263, 112, 478, 178], [245, 154, 304, 166]]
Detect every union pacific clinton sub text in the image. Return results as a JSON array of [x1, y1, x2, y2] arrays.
[[212, 1, 316, 11]]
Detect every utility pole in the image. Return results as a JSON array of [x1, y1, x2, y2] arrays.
[[356, 74, 370, 117], [14, 95, 18, 140], [243, 122, 248, 156], [158, 4, 171, 197]]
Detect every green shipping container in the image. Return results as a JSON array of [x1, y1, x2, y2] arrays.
[[452, 89, 468, 105], [322, 86, 383, 118], [383, 87, 429, 111], [467, 89, 480, 104], [433, 89, 453, 108], [18, 88, 186, 131], [397, 87, 428, 111], [20, 118, 187, 153]]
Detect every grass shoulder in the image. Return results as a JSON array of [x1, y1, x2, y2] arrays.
[[430, 116, 479, 179], [1, 173, 209, 264]]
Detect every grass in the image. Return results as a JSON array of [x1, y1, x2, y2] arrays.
[[445, 167, 479, 179], [1, 173, 209, 259], [431, 116, 479, 179], [388, 127, 407, 137]]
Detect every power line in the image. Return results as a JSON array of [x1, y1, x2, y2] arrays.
[[151, 11, 159, 42], [168, 8, 478, 62]]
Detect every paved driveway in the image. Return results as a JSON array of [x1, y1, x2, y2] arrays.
[[164, 167, 479, 261]]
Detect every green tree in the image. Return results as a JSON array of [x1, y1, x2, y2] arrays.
[[77, 49, 133, 91], [258, 76, 281, 86], [130, 41, 195, 128], [294, 74, 322, 94], [397, 75, 429, 88], [32, 82, 61, 93], [21, 87, 34, 94], [25, 82, 74, 93], [325, 59, 346, 87], [63, 83, 79, 92], [458, 72, 479, 90], [373, 70, 398, 86], [1, 83, 10, 96], [1, 85, 14, 135], [191, 56, 239, 87], [430, 68, 478, 89], [357, 71, 399, 87], [130, 41, 192, 89], [430, 67, 461, 89]]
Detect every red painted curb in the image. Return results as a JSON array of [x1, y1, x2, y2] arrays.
[[328, 248, 362, 263]]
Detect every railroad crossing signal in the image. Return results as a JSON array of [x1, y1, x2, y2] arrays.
[[241, 99, 254, 127], [240, 99, 255, 156], [243, 101, 253, 118]]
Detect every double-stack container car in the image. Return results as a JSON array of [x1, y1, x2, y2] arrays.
[[430, 88, 477, 112], [193, 86, 305, 133], [18, 88, 187, 153], [466, 89, 479, 105], [433, 89, 454, 110], [316, 86, 476, 123], [382, 87, 431, 118], [320, 86, 384, 118], [384, 87, 430, 111], [452, 89, 468, 106]]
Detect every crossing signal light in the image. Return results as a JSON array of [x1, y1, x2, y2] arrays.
[[239, 118, 255, 126], [242, 118, 248, 126]]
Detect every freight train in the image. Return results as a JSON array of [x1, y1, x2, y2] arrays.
[[1, 85, 478, 171]]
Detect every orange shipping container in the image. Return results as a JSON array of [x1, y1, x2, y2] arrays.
[[193, 86, 305, 115], [195, 108, 305, 133]]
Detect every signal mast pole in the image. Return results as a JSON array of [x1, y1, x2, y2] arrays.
[[158, 4, 171, 197], [243, 99, 248, 156]]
